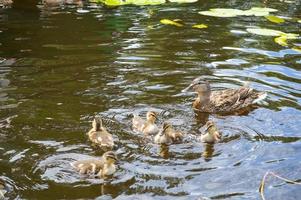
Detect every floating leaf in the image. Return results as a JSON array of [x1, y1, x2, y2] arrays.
[[192, 24, 208, 29], [298, 20, 301, 23], [249, 7, 278, 12], [199, 8, 243, 17], [91, 0, 165, 6], [169, 0, 197, 3], [199, 7, 277, 18], [281, 33, 299, 39], [160, 19, 183, 27], [246, 28, 284, 36], [274, 36, 288, 46], [265, 15, 285, 23]]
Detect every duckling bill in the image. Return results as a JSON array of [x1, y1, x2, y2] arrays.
[[154, 122, 183, 145], [200, 121, 221, 143], [87, 117, 114, 150], [182, 77, 267, 113], [132, 111, 159, 135], [71, 151, 117, 178]]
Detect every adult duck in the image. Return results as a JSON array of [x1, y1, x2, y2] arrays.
[[182, 77, 267, 113]]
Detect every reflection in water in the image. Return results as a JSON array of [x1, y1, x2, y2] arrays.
[[159, 144, 169, 159], [0, 0, 301, 199], [202, 143, 215, 162]]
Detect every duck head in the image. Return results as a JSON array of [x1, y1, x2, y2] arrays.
[[103, 151, 118, 164], [182, 77, 211, 94], [205, 121, 221, 141], [146, 111, 157, 123], [92, 117, 103, 131]]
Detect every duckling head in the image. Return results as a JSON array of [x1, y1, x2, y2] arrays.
[[92, 117, 103, 131], [205, 121, 221, 141], [146, 111, 157, 123], [182, 77, 211, 95], [159, 122, 171, 136], [103, 151, 118, 164]]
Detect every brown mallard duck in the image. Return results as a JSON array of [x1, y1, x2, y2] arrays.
[[199, 121, 221, 143], [87, 117, 114, 150], [71, 151, 117, 178], [154, 122, 183, 145], [182, 77, 267, 113], [132, 111, 159, 135]]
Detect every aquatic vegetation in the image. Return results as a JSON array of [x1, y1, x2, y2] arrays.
[[192, 24, 208, 29], [160, 19, 183, 27], [199, 7, 277, 18], [90, 0, 196, 6], [265, 15, 285, 23], [247, 28, 299, 46]]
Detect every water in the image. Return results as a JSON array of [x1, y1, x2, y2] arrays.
[[0, 0, 301, 199]]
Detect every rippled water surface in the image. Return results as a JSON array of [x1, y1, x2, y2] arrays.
[[0, 0, 301, 199]]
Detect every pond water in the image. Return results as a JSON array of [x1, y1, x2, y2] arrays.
[[0, 0, 301, 199]]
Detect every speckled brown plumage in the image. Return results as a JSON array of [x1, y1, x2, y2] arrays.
[[183, 77, 267, 113]]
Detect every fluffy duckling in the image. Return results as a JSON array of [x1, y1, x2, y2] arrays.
[[200, 121, 221, 143], [87, 117, 114, 149], [182, 77, 267, 113], [132, 111, 159, 135], [154, 122, 183, 145], [71, 151, 117, 178], [0, 179, 6, 199]]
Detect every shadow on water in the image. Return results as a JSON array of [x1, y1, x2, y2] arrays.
[[0, 0, 301, 199]]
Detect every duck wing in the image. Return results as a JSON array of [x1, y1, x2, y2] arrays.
[[98, 131, 114, 147], [209, 87, 255, 112]]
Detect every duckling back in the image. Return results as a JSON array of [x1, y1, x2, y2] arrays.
[[132, 114, 145, 132], [87, 128, 114, 149]]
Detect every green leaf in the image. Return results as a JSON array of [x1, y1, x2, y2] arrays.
[[198, 7, 277, 18], [169, 0, 197, 3], [298, 20, 301, 23], [246, 28, 284, 36], [192, 24, 208, 29], [274, 36, 288, 46], [249, 7, 278, 12], [265, 15, 285, 23], [199, 8, 243, 17], [160, 19, 183, 27]]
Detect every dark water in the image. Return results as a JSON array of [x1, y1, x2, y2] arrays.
[[0, 0, 301, 199]]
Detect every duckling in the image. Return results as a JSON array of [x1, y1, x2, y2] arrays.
[[132, 111, 159, 135], [182, 77, 267, 113], [87, 117, 114, 150], [154, 122, 183, 144], [200, 121, 221, 143], [71, 151, 117, 178], [0, 179, 6, 199]]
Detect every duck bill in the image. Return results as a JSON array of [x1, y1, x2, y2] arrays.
[[181, 83, 195, 93]]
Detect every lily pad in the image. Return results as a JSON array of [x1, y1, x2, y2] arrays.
[[265, 15, 285, 23], [199, 7, 277, 18], [249, 7, 278, 12], [246, 28, 284, 36], [199, 8, 243, 17], [160, 19, 183, 27], [192, 24, 208, 29], [274, 36, 288, 46]]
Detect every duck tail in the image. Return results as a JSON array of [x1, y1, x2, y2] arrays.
[[253, 92, 267, 104]]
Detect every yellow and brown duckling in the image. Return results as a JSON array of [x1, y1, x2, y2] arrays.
[[71, 151, 117, 178], [154, 122, 183, 145], [0, 179, 6, 199], [132, 111, 159, 135], [182, 77, 267, 113], [200, 121, 221, 143], [87, 117, 114, 150]]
